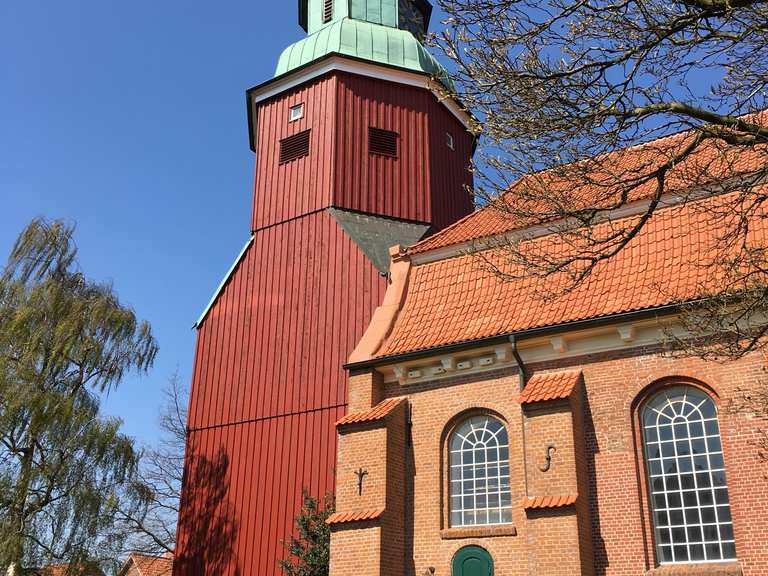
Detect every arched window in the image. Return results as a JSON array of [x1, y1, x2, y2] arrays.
[[641, 386, 736, 564], [449, 415, 511, 527]]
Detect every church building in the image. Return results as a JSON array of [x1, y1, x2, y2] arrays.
[[175, 1, 768, 575]]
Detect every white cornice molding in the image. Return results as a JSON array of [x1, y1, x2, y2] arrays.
[[375, 317, 686, 385], [248, 55, 474, 131]]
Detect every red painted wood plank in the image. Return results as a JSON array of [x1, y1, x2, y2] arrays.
[[178, 71, 474, 576]]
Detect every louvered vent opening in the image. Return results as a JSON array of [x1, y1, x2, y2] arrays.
[[323, 0, 333, 23], [279, 130, 311, 164], [369, 127, 399, 158]]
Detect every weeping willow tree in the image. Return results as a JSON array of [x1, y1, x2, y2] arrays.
[[0, 219, 158, 574]]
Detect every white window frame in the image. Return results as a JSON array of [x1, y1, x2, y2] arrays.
[[642, 386, 736, 565], [289, 103, 305, 122], [448, 415, 512, 527]]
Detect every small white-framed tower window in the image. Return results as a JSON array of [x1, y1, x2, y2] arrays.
[[289, 103, 305, 122], [446, 132, 455, 150]]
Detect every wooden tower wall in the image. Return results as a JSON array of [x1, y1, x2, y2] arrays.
[[175, 72, 473, 575]]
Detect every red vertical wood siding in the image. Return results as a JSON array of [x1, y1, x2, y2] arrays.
[[187, 211, 386, 429], [177, 70, 474, 576], [176, 211, 387, 576], [252, 76, 338, 231], [175, 405, 344, 576], [427, 92, 475, 230], [252, 72, 474, 233], [333, 73, 474, 230]]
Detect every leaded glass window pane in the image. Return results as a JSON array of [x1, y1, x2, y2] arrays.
[[642, 386, 736, 564], [449, 415, 512, 527]]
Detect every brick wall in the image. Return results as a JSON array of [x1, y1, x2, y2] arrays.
[[329, 523, 382, 574], [382, 403, 408, 576], [336, 425, 389, 510], [330, 402, 409, 575], [388, 371, 529, 575], [348, 370, 384, 413], [524, 401, 577, 496], [572, 384, 597, 576], [331, 345, 768, 575], [525, 507, 584, 574]]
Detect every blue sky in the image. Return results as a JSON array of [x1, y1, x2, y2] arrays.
[[0, 1, 314, 445]]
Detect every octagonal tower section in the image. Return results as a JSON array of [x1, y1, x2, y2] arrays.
[[175, 2, 475, 574]]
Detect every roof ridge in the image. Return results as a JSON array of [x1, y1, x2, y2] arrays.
[[408, 206, 487, 253], [408, 109, 768, 257]]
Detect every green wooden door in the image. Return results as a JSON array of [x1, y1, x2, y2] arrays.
[[452, 546, 493, 576]]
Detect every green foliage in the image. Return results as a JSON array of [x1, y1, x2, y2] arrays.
[[0, 219, 159, 572], [278, 490, 335, 576]]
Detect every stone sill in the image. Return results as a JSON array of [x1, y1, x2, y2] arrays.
[[646, 562, 742, 576], [440, 525, 517, 540]]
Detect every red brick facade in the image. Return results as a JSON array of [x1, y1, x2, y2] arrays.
[[330, 343, 768, 575]]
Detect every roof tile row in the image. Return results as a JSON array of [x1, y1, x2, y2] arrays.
[[520, 371, 582, 404], [522, 495, 578, 510], [336, 397, 406, 426], [412, 115, 768, 255], [326, 507, 385, 525]]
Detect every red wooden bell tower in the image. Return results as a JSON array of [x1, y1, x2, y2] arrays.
[[175, 1, 474, 574]]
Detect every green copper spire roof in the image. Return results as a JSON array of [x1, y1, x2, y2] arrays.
[[279, 0, 453, 90]]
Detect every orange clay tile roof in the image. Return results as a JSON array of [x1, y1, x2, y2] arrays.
[[522, 495, 578, 510], [38, 567, 104, 576], [125, 554, 174, 576], [336, 397, 405, 426], [520, 371, 582, 404], [326, 507, 385, 525], [375, 189, 768, 358], [411, 113, 768, 255]]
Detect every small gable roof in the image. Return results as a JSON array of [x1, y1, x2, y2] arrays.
[[119, 554, 173, 576], [522, 495, 578, 510], [336, 397, 406, 426], [326, 507, 385, 525], [520, 371, 582, 404]]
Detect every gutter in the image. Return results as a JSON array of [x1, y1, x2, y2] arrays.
[[509, 334, 530, 498], [343, 302, 687, 371], [509, 334, 527, 389]]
